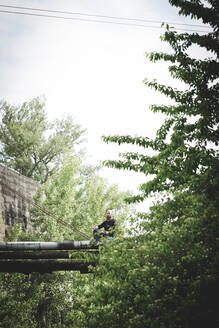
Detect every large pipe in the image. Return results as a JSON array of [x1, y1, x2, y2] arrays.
[[0, 250, 99, 259], [0, 241, 98, 251], [0, 259, 95, 274]]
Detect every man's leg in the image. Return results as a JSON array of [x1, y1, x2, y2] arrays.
[[93, 228, 101, 242]]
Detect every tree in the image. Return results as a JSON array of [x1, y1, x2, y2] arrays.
[[104, 4, 218, 205], [0, 153, 134, 328], [0, 271, 76, 328], [79, 1, 219, 327], [0, 97, 85, 183], [31, 153, 133, 241]]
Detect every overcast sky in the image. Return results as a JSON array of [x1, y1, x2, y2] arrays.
[[0, 0, 209, 210]]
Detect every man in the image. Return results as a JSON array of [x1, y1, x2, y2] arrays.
[[93, 210, 116, 242]]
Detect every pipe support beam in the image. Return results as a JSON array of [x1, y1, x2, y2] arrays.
[[0, 259, 95, 274]]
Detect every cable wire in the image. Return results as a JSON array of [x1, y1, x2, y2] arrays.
[[0, 4, 211, 29], [0, 7, 211, 33], [0, 181, 90, 240]]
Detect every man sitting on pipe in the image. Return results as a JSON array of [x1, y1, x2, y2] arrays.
[[93, 210, 116, 243]]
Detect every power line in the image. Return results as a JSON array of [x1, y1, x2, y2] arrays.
[[0, 8, 211, 33], [0, 9, 165, 29], [0, 181, 90, 239], [0, 4, 211, 29]]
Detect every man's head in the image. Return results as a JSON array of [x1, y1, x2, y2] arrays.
[[106, 210, 112, 220]]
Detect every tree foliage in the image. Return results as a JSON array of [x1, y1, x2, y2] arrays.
[[0, 154, 134, 328], [0, 97, 85, 183], [0, 271, 76, 328], [80, 1, 219, 327], [31, 153, 132, 241], [1, 1, 218, 327]]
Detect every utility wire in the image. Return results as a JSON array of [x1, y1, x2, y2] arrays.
[[0, 4, 211, 29], [0, 181, 90, 240], [0, 7, 211, 33]]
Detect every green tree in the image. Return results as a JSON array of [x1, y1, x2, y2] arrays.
[[0, 153, 134, 328], [0, 97, 85, 183], [31, 153, 133, 241], [0, 269, 77, 328], [79, 1, 219, 327]]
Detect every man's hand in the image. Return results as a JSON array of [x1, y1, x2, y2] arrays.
[[105, 231, 110, 235]]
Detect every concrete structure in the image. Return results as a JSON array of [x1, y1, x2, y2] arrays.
[[0, 164, 39, 240]]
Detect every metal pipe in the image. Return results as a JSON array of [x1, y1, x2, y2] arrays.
[[0, 250, 71, 259], [0, 259, 95, 274], [0, 250, 99, 259], [0, 241, 98, 250]]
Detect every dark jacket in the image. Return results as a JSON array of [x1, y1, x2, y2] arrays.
[[98, 219, 116, 236]]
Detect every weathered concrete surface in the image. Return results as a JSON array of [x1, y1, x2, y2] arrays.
[[0, 164, 39, 240]]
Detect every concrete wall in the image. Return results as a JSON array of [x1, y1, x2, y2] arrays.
[[0, 164, 39, 240]]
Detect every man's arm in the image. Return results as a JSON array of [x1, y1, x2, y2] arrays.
[[107, 219, 116, 235], [97, 221, 105, 229]]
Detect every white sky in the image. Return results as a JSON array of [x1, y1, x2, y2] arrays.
[[0, 0, 210, 211]]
